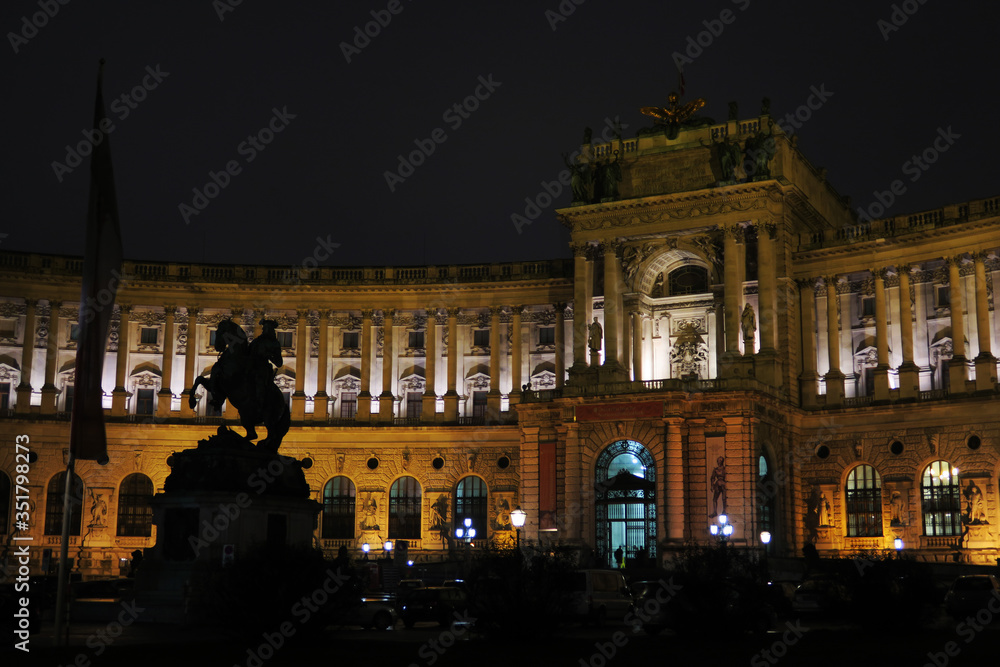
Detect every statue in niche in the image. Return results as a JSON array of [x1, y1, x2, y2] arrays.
[[890, 491, 907, 527], [360, 494, 379, 530], [963, 481, 988, 525], [818, 493, 831, 527], [430, 494, 449, 539], [588, 317, 603, 352], [718, 135, 742, 183], [741, 303, 756, 348], [709, 456, 727, 518], [805, 486, 821, 543]]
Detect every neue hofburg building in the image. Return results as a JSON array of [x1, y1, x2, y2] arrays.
[[2, 104, 998, 578]]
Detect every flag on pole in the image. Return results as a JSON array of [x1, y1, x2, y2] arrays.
[[70, 60, 124, 463]]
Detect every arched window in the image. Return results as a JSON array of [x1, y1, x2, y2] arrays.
[[117, 473, 154, 537], [45, 471, 83, 536], [757, 453, 775, 540], [389, 476, 421, 540], [667, 265, 709, 296], [845, 465, 882, 537], [454, 476, 487, 537], [0, 471, 10, 534], [921, 461, 961, 536], [322, 476, 356, 539]]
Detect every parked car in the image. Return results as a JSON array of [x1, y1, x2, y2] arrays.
[[944, 574, 1000, 619], [564, 569, 633, 626], [626, 579, 676, 635], [354, 592, 398, 630], [792, 573, 852, 616], [400, 586, 468, 628]]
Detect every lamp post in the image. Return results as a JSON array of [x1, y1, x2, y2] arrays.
[[759, 530, 771, 580], [709, 514, 734, 544], [362, 542, 370, 562], [510, 506, 526, 548], [383, 540, 393, 561]]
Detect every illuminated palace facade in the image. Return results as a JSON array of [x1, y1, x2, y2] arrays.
[[1, 111, 999, 578]]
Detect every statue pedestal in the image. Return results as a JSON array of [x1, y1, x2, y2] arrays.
[[135, 426, 320, 623]]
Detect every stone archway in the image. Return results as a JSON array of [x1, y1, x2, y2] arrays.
[[595, 439, 656, 568]]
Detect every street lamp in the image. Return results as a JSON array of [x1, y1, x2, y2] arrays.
[[511, 506, 526, 547], [383, 540, 393, 559], [759, 530, 771, 580], [709, 514, 734, 543], [361, 542, 370, 561], [894, 537, 904, 551], [455, 518, 476, 543]]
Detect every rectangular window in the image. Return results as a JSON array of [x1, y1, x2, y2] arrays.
[[539, 326, 555, 345], [408, 331, 425, 349], [0, 320, 15, 338], [136, 388, 155, 415], [340, 391, 357, 419], [63, 385, 74, 414], [343, 331, 359, 349], [473, 329, 490, 347], [406, 391, 422, 419], [0, 382, 10, 411], [140, 327, 158, 345], [472, 391, 487, 417], [277, 331, 293, 348], [861, 296, 875, 318], [209, 329, 217, 347], [69, 323, 81, 341], [936, 285, 950, 307]]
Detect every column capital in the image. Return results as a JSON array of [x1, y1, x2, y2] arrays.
[[551, 302, 565, 314], [870, 267, 890, 281], [382, 308, 396, 320], [488, 305, 504, 318], [943, 254, 967, 268], [599, 239, 622, 256], [972, 250, 991, 263], [425, 306, 441, 318], [822, 275, 840, 288], [754, 219, 777, 240], [361, 309, 374, 320], [794, 277, 817, 290], [316, 309, 333, 321], [184, 306, 200, 318], [570, 242, 591, 258], [118, 303, 133, 316], [296, 308, 311, 320], [163, 305, 178, 317], [723, 224, 745, 243], [229, 305, 245, 321], [895, 263, 913, 276], [510, 305, 525, 316], [47, 299, 63, 310], [446, 307, 461, 318]]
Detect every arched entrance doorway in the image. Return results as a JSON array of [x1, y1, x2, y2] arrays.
[[595, 440, 656, 568]]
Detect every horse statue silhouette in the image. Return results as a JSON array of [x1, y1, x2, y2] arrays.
[[188, 318, 290, 452]]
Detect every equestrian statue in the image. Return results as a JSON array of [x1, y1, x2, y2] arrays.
[[188, 318, 291, 452]]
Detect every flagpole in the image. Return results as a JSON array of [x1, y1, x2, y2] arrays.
[[53, 453, 76, 646]]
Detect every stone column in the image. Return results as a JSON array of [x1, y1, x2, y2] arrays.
[[422, 307, 438, 421], [872, 268, 891, 401], [554, 303, 566, 388], [755, 221, 779, 385], [797, 280, 819, 408], [509, 306, 524, 402], [111, 304, 131, 416], [722, 225, 745, 374], [568, 243, 591, 379], [443, 308, 459, 421], [313, 310, 330, 420], [631, 311, 643, 382], [600, 241, 624, 375], [156, 306, 177, 417], [487, 306, 502, 417], [664, 417, 686, 543], [358, 309, 373, 420], [973, 252, 997, 390], [823, 278, 844, 406], [40, 300, 62, 414], [291, 309, 308, 420], [180, 307, 200, 418], [895, 266, 919, 399], [15, 299, 37, 413], [379, 309, 395, 420], [946, 256, 968, 393]]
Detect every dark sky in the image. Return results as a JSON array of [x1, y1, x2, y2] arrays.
[[3, 1, 998, 268]]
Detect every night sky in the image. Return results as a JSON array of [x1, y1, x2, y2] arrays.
[[3, 1, 998, 269]]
